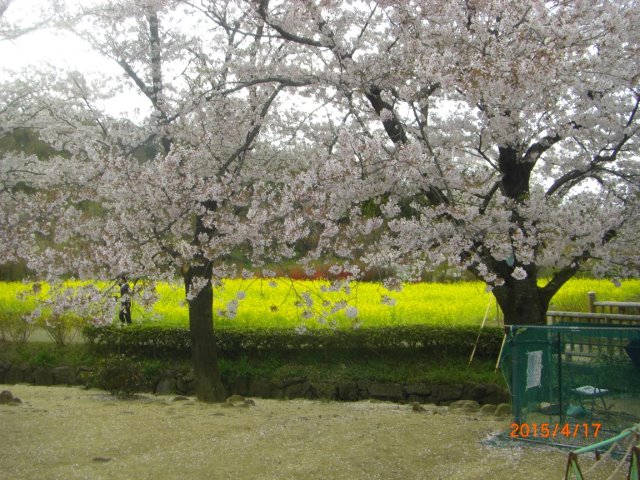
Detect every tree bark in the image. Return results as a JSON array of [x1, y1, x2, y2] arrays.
[[182, 201, 226, 402], [491, 274, 550, 326], [183, 264, 226, 402]]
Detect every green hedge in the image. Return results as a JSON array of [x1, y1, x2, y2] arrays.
[[83, 324, 504, 359]]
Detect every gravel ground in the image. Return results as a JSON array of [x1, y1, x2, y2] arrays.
[[0, 384, 625, 480]]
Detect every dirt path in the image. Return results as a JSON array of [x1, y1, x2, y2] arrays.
[[0, 384, 624, 480]]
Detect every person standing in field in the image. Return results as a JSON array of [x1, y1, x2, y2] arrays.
[[118, 275, 132, 324]]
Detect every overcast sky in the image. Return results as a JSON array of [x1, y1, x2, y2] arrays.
[[1, 0, 102, 70], [1, 0, 150, 119]]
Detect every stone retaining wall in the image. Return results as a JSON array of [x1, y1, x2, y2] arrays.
[[0, 362, 509, 405]]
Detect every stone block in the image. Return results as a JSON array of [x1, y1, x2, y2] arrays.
[[462, 382, 488, 402], [0, 390, 14, 404], [0, 362, 10, 383], [155, 377, 176, 395], [483, 384, 510, 404], [52, 366, 76, 385], [33, 367, 54, 386], [309, 382, 337, 400], [495, 403, 512, 417], [283, 381, 312, 399], [230, 377, 250, 396], [365, 382, 404, 402], [450, 399, 481, 409], [6, 364, 32, 384], [479, 404, 497, 416], [280, 376, 306, 388], [248, 378, 276, 399], [431, 384, 463, 403], [337, 382, 359, 401], [404, 383, 431, 397]]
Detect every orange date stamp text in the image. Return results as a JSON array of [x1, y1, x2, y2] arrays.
[[510, 422, 602, 439]]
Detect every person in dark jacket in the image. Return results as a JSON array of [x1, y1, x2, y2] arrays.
[[118, 275, 132, 324]]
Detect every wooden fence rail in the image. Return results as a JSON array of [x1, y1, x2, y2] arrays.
[[546, 310, 640, 327], [588, 291, 640, 316], [546, 292, 640, 359]]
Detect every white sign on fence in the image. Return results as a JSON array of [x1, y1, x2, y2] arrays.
[[526, 350, 543, 390]]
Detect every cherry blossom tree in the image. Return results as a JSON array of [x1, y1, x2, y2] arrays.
[[0, 0, 314, 401], [258, 0, 640, 325], [2, 0, 640, 410]]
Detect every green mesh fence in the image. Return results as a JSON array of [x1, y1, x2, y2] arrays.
[[499, 325, 640, 448]]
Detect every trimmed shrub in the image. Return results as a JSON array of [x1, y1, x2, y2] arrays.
[[92, 354, 145, 397], [84, 324, 504, 359]]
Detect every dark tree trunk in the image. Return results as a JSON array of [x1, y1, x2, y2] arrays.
[[184, 265, 226, 402], [487, 143, 550, 325], [492, 274, 550, 326], [183, 202, 225, 402]]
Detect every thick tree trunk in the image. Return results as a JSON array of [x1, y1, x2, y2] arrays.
[[184, 266, 226, 402], [488, 144, 549, 326], [492, 275, 550, 326]]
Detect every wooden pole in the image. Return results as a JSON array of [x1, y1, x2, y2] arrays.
[[588, 291, 596, 313], [468, 298, 492, 366]]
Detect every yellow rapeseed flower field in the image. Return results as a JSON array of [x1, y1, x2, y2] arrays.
[[1, 278, 639, 332], [153, 279, 498, 329]]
